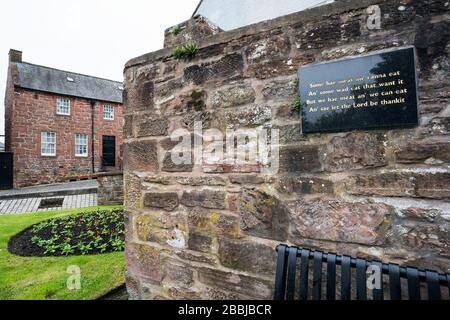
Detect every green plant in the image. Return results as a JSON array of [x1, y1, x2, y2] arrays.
[[60, 243, 75, 256], [173, 43, 199, 61], [291, 95, 301, 113], [78, 242, 92, 255], [111, 238, 125, 252], [28, 208, 125, 256], [171, 25, 183, 36], [0, 206, 125, 300]]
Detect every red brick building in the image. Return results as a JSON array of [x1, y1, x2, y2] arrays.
[[4, 49, 123, 188]]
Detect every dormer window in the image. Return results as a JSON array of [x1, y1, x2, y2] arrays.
[[56, 98, 70, 115]]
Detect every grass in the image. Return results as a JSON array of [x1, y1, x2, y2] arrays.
[[0, 206, 125, 300]]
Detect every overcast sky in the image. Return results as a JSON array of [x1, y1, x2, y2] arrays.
[[0, 0, 199, 142]]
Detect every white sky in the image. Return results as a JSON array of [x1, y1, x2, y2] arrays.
[[0, 0, 199, 143]]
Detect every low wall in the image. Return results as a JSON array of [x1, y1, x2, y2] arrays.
[[123, 0, 449, 300], [97, 173, 124, 205]]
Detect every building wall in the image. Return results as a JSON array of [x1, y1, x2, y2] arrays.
[[123, 0, 449, 299], [8, 88, 123, 187], [194, 0, 334, 30], [98, 172, 124, 205]]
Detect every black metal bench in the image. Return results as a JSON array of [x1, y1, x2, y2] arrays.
[[274, 244, 450, 300]]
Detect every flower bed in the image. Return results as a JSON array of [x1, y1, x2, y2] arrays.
[[8, 209, 125, 257]]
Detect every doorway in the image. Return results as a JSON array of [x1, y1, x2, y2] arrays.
[[102, 136, 116, 167], [0, 152, 13, 190]]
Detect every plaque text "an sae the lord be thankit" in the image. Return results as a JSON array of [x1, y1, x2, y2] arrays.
[[298, 46, 419, 133]]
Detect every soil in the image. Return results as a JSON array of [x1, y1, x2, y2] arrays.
[[8, 214, 124, 257], [98, 285, 128, 300]]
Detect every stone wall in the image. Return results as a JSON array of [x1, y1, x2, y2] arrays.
[[98, 172, 124, 205], [123, 0, 449, 300]]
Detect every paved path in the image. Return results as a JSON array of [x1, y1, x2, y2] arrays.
[[0, 193, 98, 214], [0, 180, 98, 199], [0, 180, 99, 214]]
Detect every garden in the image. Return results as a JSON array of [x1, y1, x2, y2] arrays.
[[0, 206, 126, 300]]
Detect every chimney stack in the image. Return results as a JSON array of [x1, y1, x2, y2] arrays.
[[9, 49, 22, 63]]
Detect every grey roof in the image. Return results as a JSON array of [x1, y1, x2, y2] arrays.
[[14, 62, 123, 103]]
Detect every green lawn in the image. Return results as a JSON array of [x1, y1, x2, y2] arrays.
[[0, 206, 125, 300]]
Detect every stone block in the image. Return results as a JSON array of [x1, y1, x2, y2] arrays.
[[136, 117, 169, 137], [286, 199, 394, 245], [187, 232, 213, 253], [347, 172, 415, 197], [124, 173, 142, 209], [175, 176, 226, 186], [162, 152, 194, 172], [162, 260, 194, 287], [415, 172, 450, 199], [197, 267, 273, 299], [187, 207, 240, 238], [210, 84, 255, 108], [123, 81, 154, 113], [262, 78, 297, 100], [224, 105, 272, 128], [277, 175, 334, 194], [184, 53, 244, 85], [323, 132, 387, 172], [164, 16, 222, 49], [181, 190, 227, 209], [348, 171, 450, 199], [124, 115, 134, 138], [239, 189, 288, 241], [123, 140, 158, 172], [229, 175, 265, 185], [126, 243, 161, 283], [218, 238, 276, 276], [135, 212, 186, 246], [144, 192, 179, 211], [395, 142, 450, 164], [279, 145, 322, 173]]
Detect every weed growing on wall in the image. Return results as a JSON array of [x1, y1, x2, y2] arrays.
[[173, 43, 199, 61]]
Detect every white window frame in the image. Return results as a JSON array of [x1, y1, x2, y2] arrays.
[[41, 132, 56, 156], [103, 105, 114, 120], [75, 133, 88, 157], [56, 98, 70, 115]]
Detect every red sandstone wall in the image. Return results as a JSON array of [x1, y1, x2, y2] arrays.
[[123, 0, 449, 300]]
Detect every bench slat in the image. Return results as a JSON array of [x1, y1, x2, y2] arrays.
[[341, 255, 352, 300], [356, 258, 367, 300], [447, 275, 450, 297], [407, 267, 421, 300], [286, 248, 298, 300], [299, 249, 310, 300], [426, 270, 441, 300], [326, 253, 337, 300], [274, 244, 449, 301], [274, 245, 287, 300], [312, 251, 323, 300], [389, 263, 402, 300]]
